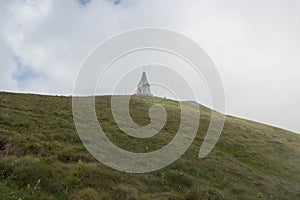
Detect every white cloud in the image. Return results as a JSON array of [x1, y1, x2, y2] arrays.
[[0, 0, 300, 133]]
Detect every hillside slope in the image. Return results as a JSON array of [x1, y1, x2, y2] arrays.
[[0, 92, 299, 199]]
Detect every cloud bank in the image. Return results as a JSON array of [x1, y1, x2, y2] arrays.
[[0, 0, 300, 133]]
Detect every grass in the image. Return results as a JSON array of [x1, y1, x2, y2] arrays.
[[0, 92, 299, 199]]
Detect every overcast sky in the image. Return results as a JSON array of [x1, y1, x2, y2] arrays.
[[0, 0, 299, 134]]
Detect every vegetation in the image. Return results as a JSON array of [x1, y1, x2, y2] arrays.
[[0, 92, 299, 199]]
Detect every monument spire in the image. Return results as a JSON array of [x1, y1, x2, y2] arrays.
[[136, 70, 152, 96]]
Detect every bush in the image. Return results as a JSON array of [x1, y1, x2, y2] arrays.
[[0, 136, 8, 150]]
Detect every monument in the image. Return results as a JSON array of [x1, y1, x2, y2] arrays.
[[136, 71, 152, 96]]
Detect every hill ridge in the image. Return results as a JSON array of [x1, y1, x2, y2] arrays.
[[0, 92, 299, 199]]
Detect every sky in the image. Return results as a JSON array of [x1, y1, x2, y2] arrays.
[[0, 0, 300, 134]]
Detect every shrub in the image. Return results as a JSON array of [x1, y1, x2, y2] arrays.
[[0, 136, 8, 151]]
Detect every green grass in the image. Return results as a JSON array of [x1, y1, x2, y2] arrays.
[[0, 92, 299, 199]]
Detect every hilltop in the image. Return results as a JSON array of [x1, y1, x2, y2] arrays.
[[0, 92, 299, 199]]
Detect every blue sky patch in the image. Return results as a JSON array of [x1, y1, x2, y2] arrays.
[[113, 0, 121, 5], [12, 56, 39, 87], [78, 0, 92, 6], [78, 0, 121, 6]]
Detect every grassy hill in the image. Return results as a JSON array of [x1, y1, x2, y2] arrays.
[[0, 92, 299, 199]]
